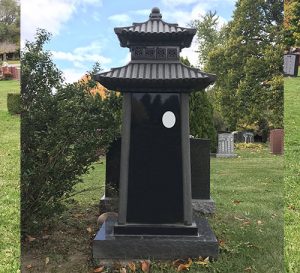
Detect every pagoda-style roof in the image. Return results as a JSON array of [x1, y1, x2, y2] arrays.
[[95, 61, 216, 93], [94, 7, 216, 93], [115, 7, 196, 49]]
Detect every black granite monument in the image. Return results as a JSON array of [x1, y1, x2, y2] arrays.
[[93, 7, 218, 259]]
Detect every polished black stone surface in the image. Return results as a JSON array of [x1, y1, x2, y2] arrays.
[[190, 138, 210, 199], [103, 137, 211, 205], [114, 223, 198, 236], [127, 93, 183, 224], [93, 215, 218, 259]]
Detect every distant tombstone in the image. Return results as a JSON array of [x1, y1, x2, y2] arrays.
[[216, 133, 237, 158], [100, 137, 215, 214], [243, 132, 254, 143], [270, 129, 284, 155], [284, 54, 299, 77]]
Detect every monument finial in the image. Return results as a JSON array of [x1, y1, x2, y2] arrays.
[[149, 7, 162, 19]]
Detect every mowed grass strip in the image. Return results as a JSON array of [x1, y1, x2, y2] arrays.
[[0, 80, 20, 272], [21, 145, 283, 273], [284, 74, 300, 273]]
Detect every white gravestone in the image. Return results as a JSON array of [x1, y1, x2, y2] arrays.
[[216, 133, 237, 158]]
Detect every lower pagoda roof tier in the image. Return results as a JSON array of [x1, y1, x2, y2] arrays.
[[94, 61, 216, 93]]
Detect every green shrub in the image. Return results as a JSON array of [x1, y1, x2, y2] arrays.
[[7, 93, 21, 114], [190, 91, 217, 152], [21, 30, 122, 232]]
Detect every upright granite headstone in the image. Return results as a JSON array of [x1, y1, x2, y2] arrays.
[[93, 7, 218, 260], [216, 133, 237, 158], [190, 138, 215, 214], [270, 129, 284, 155], [284, 54, 299, 77], [243, 132, 254, 143]]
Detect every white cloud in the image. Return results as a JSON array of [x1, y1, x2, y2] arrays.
[[21, 0, 102, 42], [180, 37, 199, 67], [52, 41, 111, 65], [62, 68, 86, 83], [161, 0, 199, 6], [108, 14, 131, 25]]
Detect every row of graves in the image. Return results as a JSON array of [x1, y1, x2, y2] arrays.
[[92, 8, 284, 261]]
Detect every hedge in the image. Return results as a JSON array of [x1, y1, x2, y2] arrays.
[[7, 93, 21, 115]]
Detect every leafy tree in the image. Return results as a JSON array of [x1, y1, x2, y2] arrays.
[[205, 0, 283, 134], [0, 0, 20, 43], [181, 57, 217, 151], [21, 30, 122, 232], [284, 0, 300, 47], [192, 11, 226, 67]]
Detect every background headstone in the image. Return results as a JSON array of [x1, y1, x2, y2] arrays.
[[216, 133, 237, 158], [270, 129, 284, 155], [284, 54, 299, 77]]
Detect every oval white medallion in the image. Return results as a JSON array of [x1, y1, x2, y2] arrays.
[[162, 111, 176, 128]]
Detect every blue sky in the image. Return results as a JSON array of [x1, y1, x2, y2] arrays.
[[21, 0, 236, 83]]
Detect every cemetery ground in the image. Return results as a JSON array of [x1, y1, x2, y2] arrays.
[[0, 80, 20, 272], [22, 144, 284, 273], [284, 73, 300, 273]]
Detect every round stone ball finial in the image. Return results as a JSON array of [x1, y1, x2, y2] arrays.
[[150, 7, 162, 19]]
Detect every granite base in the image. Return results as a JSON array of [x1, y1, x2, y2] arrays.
[[93, 215, 218, 260], [216, 153, 238, 158], [192, 199, 215, 214]]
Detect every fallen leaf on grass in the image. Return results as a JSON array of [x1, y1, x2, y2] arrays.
[[94, 266, 105, 272], [244, 266, 252, 272], [120, 267, 127, 273], [232, 200, 241, 205], [288, 204, 296, 210], [45, 257, 50, 265], [86, 227, 93, 233], [218, 239, 226, 247], [26, 235, 36, 242], [234, 216, 245, 221], [195, 256, 210, 266], [172, 259, 185, 267], [128, 262, 136, 272], [242, 220, 251, 226], [141, 260, 150, 272], [177, 264, 189, 271]]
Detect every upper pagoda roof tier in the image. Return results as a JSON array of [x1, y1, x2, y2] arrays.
[[114, 7, 196, 49], [94, 61, 216, 93]]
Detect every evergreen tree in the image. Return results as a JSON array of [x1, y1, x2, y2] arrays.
[[180, 56, 217, 151], [205, 0, 283, 134]]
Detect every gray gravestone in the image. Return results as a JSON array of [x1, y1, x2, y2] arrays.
[[243, 132, 254, 143], [284, 54, 299, 77], [216, 133, 237, 158]]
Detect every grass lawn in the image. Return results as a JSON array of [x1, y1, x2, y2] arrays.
[[284, 74, 300, 273], [21, 144, 283, 273], [0, 80, 20, 272]]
